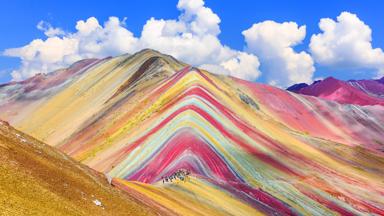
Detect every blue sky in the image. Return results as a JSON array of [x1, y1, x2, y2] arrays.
[[1, 0, 383, 85]]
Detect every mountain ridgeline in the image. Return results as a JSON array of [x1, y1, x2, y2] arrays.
[[287, 76, 384, 106], [0, 49, 383, 215]]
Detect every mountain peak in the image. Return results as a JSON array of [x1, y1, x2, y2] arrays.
[[0, 48, 383, 215], [378, 76, 384, 84], [321, 76, 343, 85], [138, 48, 164, 55], [288, 75, 384, 106], [286, 82, 308, 91]]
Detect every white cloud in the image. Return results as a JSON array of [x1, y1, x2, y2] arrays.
[[310, 12, 384, 77], [4, 16, 138, 79], [200, 52, 260, 80], [3, 0, 261, 82], [242, 21, 315, 87], [137, 0, 260, 80], [177, 0, 221, 36], [5, 2, 384, 85], [37, 21, 65, 37]]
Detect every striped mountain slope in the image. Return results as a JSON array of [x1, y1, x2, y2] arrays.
[[287, 77, 384, 106], [0, 49, 383, 215]]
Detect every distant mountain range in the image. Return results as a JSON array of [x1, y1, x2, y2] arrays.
[[287, 76, 384, 106], [0, 49, 383, 215]]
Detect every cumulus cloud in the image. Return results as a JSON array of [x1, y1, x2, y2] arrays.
[[243, 21, 315, 87], [310, 12, 384, 77], [37, 21, 65, 37], [200, 52, 260, 80], [4, 17, 138, 79], [4, 1, 384, 86], [3, 0, 261, 81]]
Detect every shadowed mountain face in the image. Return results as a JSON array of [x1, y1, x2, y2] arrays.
[[0, 120, 162, 216], [0, 49, 384, 215], [287, 77, 384, 106]]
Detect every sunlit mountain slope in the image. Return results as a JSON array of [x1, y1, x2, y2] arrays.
[[0, 49, 383, 215], [0, 120, 162, 216], [287, 76, 384, 106]]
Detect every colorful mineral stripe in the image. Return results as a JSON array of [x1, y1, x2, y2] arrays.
[[0, 49, 383, 215]]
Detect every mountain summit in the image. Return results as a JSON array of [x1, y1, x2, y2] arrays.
[[1, 49, 383, 215], [288, 76, 384, 106]]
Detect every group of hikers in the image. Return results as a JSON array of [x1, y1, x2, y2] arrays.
[[162, 169, 191, 183]]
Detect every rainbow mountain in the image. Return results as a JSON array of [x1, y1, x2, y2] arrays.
[[287, 76, 384, 106], [0, 49, 383, 215]]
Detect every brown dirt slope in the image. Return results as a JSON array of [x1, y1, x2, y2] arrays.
[[0, 120, 159, 216]]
